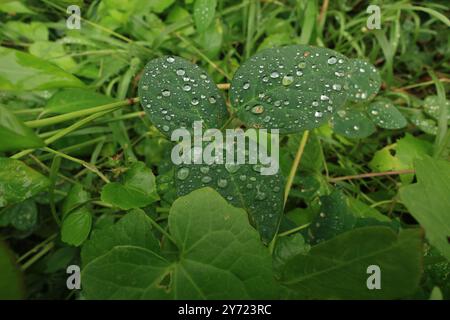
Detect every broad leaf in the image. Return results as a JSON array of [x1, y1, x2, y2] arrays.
[[399, 156, 450, 260], [193, 0, 217, 32], [101, 161, 159, 210], [0, 105, 45, 151], [331, 108, 376, 138], [138, 56, 228, 136], [368, 101, 407, 129], [230, 45, 350, 133], [0, 240, 24, 299], [423, 95, 450, 121], [44, 88, 116, 114], [61, 207, 92, 247], [81, 210, 161, 266], [280, 227, 423, 299], [82, 188, 278, 299], [346, 59, 381, 102], [62, 183, 90, 218], [0, 157, 50, 207], [0, 46, 84, 91]]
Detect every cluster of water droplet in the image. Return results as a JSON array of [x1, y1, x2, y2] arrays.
[[230, 46, 351, 133], [139, 56, 227, 135]]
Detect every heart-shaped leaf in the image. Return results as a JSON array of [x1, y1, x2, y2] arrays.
[[0, 46, 84, 91], [0, 105, 44, 152], [368, 101, 407, 129], [138, 56, 229, 136], [82, 188, 278, 299], [174, 142, 284, 243], [346, 59, 381, 102], [230, 45, 350, 133], [0, 157, 50, 207], [101, 161, 159, 210]]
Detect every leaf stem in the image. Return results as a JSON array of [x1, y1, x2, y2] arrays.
[[146, 215, 177, 247], [284, 130, 310, 205]]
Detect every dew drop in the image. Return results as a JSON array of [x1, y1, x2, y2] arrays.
[[270, 71, 280, 78], [162, 89, 171, 97], [251, 105, 264, 114], [282, 74, 294, 86], [217, 178, 228, 188], [327, 56, 337, 65], [243, 82, 250, 90], [176, 68, 186, 76], [183, 84, 191, 91], [191, 98, 199, 105], [166, 56, 175, 63], [209, 96, 216, 104], [176, 167, 189, 180], [201, 176, 212, 183]]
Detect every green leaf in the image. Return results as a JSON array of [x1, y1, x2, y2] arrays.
[[0, 105, 45, 151], [399, 156, 450, 260], [230, 45, 350, 133], [331, 108, 376, 138], [273, 233, 310, 274], [81, 209, 161, 266], [0, 1, 35, 14], [346, 59, 381, 102], [193, 0, 217, 32], [101, 161, 159, 210], [29, 41, 77, 72], [82, 188, 278, 299], [308, 190, 356, 244], [3, 21, 48, 42], [0, 240, 24, 299], [44, 88, 116, 115], [0, 157, 50, 207], [138, 56, 228, 136], [368, 101, 407, 129], [61, 207, 92, 247], [62, 183, 90, 218], [175, 155, 284, 243], [280, 227, 423, 299], [0, 46, 84, 91], [411, 113, 438, 135], [0, 199, 37, 231], [423, 95, 450, 121]]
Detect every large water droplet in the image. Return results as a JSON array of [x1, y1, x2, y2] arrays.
[[177, 167, 189, 180], [217, 178, 228, 188], [176, 68, 186, 76], [183, 84, 191, 91], [270, 71, 280, 78], [243, 82, 250, 90], [162, 89, 171, 97], [282, 74, 294, 86], [201, 176, 212, 183], [191, 98, 199, 105], [251, 105, 264, 114], [166, 56, 175, 63], [327, 56, 337, 65]]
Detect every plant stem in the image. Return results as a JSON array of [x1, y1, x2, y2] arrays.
[[25, 98, 138, 128], [21, 242, 54, 271], [284, 130, 310, 205], [146, 215, 177, 246], [328, 169, 415, 183], [278, 223, 311, 237]]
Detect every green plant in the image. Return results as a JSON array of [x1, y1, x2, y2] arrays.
[[0, 0, 449, 301]]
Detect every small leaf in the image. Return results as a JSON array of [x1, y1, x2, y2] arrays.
[[138, 56, 228, 136], [280, 227, 423, 299], [82, 188, 278, 299], [399, 156, 450, 260], [0, 105, 45, 152], [193, 0, 217, 32], [44, 88, 116, 115], [61, 207, 92, 247], [331, 108, 376, 138], [0, 240, 24, 299], [101, 162, 159, 210], [62, 183, 90, 218], [230, 45, 350, 133], [273, 233, 310, 274], [308, 190, 356, 244], [368, 101, 407, 129], [0, 199, 37, 231], [346, 59, 381, 102], [0, 157, 50, 207], [0, 46, 84, 91], [423, 95, 450, 121]]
